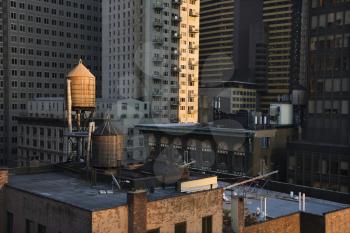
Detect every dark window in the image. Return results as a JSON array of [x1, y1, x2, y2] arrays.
[[25, 219, 35, 233], [147, 229, 160, 233], [260, 137, 269, 149], [6, 212, 13, 233], [175, 222, 187, 233], [38, 224, 46, 233], [202, 216, 212, 233]]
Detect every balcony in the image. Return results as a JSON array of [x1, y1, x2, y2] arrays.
[[152, 90, 163, 96], [153, 19, 163, 28], [172, 65, 181, 73], [152, 56, 164, 63], [172, 15, 181, 23], [153, 37, 164, 44], [189, 26, 199, 33], [172, 0, 182, 5], [189, 44, 198, 50], [172, 49, 179, 56], [153, 1, 164, 10], [170, 100, 179, 105], [172, 32, 181, 40], [188, 60, 198, 66], [152, 73, 162, 81], [189, 9, 199, 17]]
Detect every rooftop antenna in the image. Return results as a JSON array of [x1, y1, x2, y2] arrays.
[[224, 170, 278, 190], [111, 174, 121, 191]]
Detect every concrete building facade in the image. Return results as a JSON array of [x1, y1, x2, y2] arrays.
[[199, 81, 258, 122], [261, 0, 302, 110], [102, 0, 199, 123], [199, 0, 235, 82], [0, 0, 102, 166], [199, 0, 266, 89], [286, 0, 350, 194]]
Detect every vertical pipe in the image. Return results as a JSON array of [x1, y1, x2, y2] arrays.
[[302, 193, 306, 211], [67, 80, 72, 133], [77, 110, 81, 130], [299, 192, 302, 211], [264, 198, 267, 220], [87, 122, 95, 168]]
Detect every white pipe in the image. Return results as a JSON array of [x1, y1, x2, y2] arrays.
[[87, 122, 95, 168], [264, 198, 267, 220], [299, 192, 302, 211], [67, 79, 72, 133], [302, 193, 306, 211]]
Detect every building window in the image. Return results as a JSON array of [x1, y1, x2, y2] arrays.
[[175, 222, 187, 233], [147, 229, 160, 233], [38, 224, 46, 233], [6, 212, 13, 233], [260, 138, 269, 149], [340, 161, 349, 176], [25, 219, 35, 233], [202, 216, 212, 233], [122, 103, 127, 110]]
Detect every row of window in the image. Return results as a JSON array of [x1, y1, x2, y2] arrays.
[[311, 10, 350, 29], [10, 11, 100, 23], [10, 0, 100, 12], [308, 100, 349, 114], [147, 216, 212, 233], [288, 155, 349, 176], [311, 0, 350, 8]]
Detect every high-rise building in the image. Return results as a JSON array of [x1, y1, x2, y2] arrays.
[[287, 0, 350, 193], [0, 0, 102, 166], [199, 0, 266, 86], [102, 0, 200, 123], [261, 0, 302, 110], [199, 0, 266, 115], [199, 0, 235, 83]]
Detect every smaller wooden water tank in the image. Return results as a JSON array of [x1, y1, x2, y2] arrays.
[[92, 121, 124, 168]]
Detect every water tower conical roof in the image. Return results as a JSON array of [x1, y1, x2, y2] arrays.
[[93, 120, 122, 136], [67, 59, 95, 78]]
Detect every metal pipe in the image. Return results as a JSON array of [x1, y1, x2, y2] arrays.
[[87, 122, 95, 168], [299, 192, 302, 211], [77, 110, 81, 130], [264, 197, 267, 220], [302, 193, 306, 211], [67, 79, 72, 133]]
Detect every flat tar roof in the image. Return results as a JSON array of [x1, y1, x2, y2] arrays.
[[222, 185, 349, 218], [7, 172, 191, 212]]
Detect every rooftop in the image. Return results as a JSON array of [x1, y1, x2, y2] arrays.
[[7, 169, 218, 212], [136, 123, 294, 137], [222, 184, 349, 218], [136, 123, 256, 137]]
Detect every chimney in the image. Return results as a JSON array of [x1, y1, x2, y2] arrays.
[[127, 190, 147, 233], [0, 169, 8, 189], [231, 197, 245, 233]]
